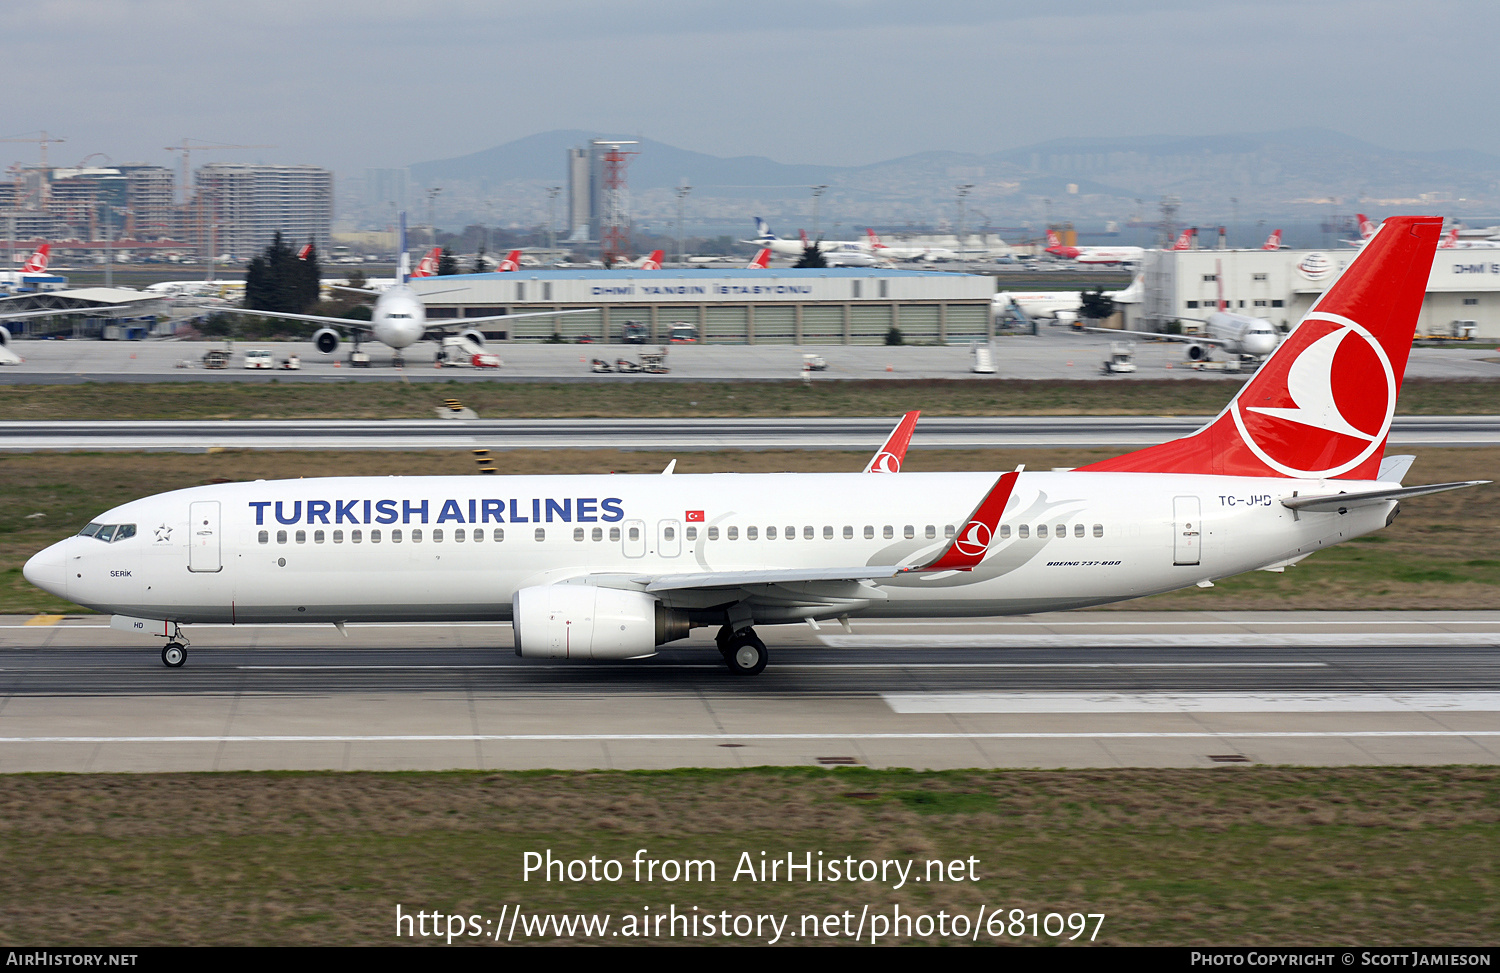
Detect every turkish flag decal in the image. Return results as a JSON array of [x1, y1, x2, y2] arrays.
[[685, 510, 705, 522]]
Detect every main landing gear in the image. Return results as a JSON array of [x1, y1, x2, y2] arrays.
[[716, 625, 767, 676]]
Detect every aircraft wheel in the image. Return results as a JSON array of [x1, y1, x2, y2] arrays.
[[161, 642, 187, 668], [724, 632, 767, 676]]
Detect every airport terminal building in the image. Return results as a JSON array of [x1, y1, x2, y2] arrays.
[[1126, 247, 1500, 339], [409, 268, 995, 345]]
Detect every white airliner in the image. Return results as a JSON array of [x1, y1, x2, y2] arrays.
[[1098, 261, 1280, 362], [743, 219, 886, 266], [208, 215, 590, 363], [995, 275, 1142, 326], [25, 217, 1487, 676], [1044, 230, 1146, 264], [865, 230, 956, 263]]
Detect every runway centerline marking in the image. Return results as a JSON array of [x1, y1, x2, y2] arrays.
[[882, 691, 1500, 714], [3, 731, 1500, 744]]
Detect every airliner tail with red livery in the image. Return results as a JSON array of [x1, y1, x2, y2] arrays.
[[20, 243, 49, 273]]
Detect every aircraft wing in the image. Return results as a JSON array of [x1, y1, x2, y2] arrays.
[[423, 308, 598, 330], [638, 566, 908, 592], [1083, 326, 1235, 347], [202, 306, 374, 334], [1281, 480, 1489, 512]]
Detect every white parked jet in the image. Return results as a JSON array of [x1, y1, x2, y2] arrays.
[[208, 214, 590, 363], [26, 217, 1486, 675], [743, 219, 886, 266]]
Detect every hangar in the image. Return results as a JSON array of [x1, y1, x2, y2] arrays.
[[408, 268, 995, 345], [1126, 247, 1500, 340]]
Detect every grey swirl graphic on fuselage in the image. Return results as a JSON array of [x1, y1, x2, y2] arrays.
[[876, 490, 1087, 589]]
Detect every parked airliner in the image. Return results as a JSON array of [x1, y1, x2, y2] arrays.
[[209, 215, 590, 363], [27, 217, 1486, 675]]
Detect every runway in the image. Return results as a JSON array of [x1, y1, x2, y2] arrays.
[[4, 332, 1497, 384], [4, 414, 1499, 450], [3, 611, 1498, 772]]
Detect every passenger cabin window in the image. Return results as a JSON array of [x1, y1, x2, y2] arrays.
[[1093, 524, 1104, 538], [592, 527, 603, 542], [883, 526, 893, 539], [295, 530, 306, 544], [314, 530, 325, 544], [392, 529, 403, 543], [925, 525, 936, 539], [727, 526, 739, 540], [1000, 525, 1011, 539], [824, 526, 834, 540], [1075, 524, 1085, 538], [864, 526, 875, 539], [766, 526, 777, 540], [1037, 525, 1048, 538], [352, 529, 363, 543], [333, 530, 343, 543], [804, 526, 814, 540], [493, 528, 505, 542], [843, 526, 853, 540], [454, 528, 465, 542], [747, 526, 759, 540], [707, 526, 719, 541], [411, 529, 423, 543], [686, 526, 697, 541], [609, 527, 620, 542], [945, 525, 956, 539], [277, 530, 288, 544], [258, 530, 269, 544], [433, 529, 443, 542], [663, 526, 675, 542], [574, 528, 585, 542], [534, 528, 546, 542], [371, 530, 381, 543], [1018, 525, 1029, 539], [903, 525, 914, 539]]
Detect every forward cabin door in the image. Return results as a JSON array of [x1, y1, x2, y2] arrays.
[[188, 500, 222, 573], [1173, 496, 1201, 567]]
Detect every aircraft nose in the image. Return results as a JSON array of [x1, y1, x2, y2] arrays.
[[23, 540, 68, 599], [1246, 332, 1277, 357]]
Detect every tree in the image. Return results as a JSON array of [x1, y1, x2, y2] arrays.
[[884, 327, 905, 346], [793, 243, 827, 269], [1079, 287, 1115, 321], [471, 247, 488, 274], [438, 247, 460, 276], [244, 232, 319, 314]]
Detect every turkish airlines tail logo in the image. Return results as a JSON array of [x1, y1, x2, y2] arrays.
[[640, 250, 664, 270], [921, 470, 1020, 572], [1046, 229, 1061, 248], [1439, 227, 1457, 249], [867, 229, 886, 249], [296, 244, 313, 261], [1358, 214, 1377, 239], [1077, 216, 1443, 481], [1170, 228, 1195, 250], [497, 250, 522, 272], [746, 248, 770, 269], [21, 244, 49, 273], [1261, 230, 1284, 250], [412, 247, 440, 277], [865, 410, 921, 473]]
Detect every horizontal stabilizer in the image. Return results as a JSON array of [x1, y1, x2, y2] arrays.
[[1281, 480, 1489, 512]]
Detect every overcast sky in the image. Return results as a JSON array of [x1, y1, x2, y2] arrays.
[[7, 0, 1497, 174]]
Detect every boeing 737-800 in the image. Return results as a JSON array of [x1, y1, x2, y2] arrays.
[[26, 217, 1486, 676]]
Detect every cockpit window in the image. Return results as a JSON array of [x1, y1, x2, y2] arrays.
[[78, 523, 135, 542]]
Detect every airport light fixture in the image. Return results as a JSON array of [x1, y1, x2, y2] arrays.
[[426, 187, 442, 248], [546, 186, 561, 257], [675, 182, 691, 267], [811, 185, 828, 239], [956, 184, 974, 255]]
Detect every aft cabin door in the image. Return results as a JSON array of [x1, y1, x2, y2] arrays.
[[1173, 496, 1201, 566], [188, 500, 222, 573]]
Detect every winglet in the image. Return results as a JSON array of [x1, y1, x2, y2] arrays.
[[911, 468, 1021, 572], [864, 411, 921, 473]]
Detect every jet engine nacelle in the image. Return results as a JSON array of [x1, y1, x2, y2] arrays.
[[512, 584, 691, 660], [1186, 343, 1209, 361], [0, 325, 10, 347], [312, 328, 340, 355], [461, 328, 485, 348]]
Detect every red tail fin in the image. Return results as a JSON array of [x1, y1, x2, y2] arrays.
[[1078, 216, 1443, 480], [1261, 229, 1283, 250], [746, 248, 771, 269], [498, 250, 522, 271], [21, 243, 49, 273], [412, 247, 440, 277], [864, 411, 921, 473], [640, 250, 664, 270], [867, 228, 885, 249]]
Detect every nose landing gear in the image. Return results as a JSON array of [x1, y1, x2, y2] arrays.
[[161, 642, 187, 668]]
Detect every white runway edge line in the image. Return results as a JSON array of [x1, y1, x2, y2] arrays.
[[823, 634, 1500, 648], [5, 731, 1500, 744], [882, 692, 1500, 714], [234, 661, 1327, 671]]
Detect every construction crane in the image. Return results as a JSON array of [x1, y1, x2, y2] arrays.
[[164, 139, 275, 270], [0, 131, 66, 208]]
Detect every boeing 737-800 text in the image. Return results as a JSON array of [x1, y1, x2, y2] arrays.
[[25, 217, 1485, 675]]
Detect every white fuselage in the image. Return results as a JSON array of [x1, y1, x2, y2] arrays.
[[27, 471, 1393, 627], [369, 284, 427, 349], [1074, 246, 1145, 265], [1202, 312, 1281, 357]]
